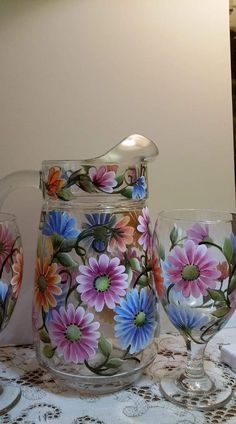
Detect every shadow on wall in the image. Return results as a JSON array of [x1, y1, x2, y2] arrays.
[[0, 0, 75, 27]]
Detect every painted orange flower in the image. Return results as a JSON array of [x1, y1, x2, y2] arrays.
[[153, 255, 164, 298], [125, 211, 140, 245], [217, 261, 229, 281], [34, 258, 62, 311], [108, 216, 134, 253], [11, 247, 23, 298], [46, 167, 65, 196]]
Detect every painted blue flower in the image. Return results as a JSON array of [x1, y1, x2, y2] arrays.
[[114, 288, 156, 354], [166, 304, 209, 332], [132, 176, 146, 200], [0, 281, 8, 303], [42, 210, 80, 239], [82, 213, 115, 252]]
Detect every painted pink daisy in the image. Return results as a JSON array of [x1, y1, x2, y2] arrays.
[[186, 223, 209, 244], [49, 303, 100, 364], [166, 240, 220, 298], [0, 224, 13, 273], [137, 207, 152, 252], [89, 165, 117, 193], [108, 216, 134, 253], [76, 254, 128, 312]]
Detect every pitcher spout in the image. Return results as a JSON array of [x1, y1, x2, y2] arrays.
[[96, 134, 159, 163]]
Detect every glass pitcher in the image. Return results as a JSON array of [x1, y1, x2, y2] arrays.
[[0, 134, 159, 394]]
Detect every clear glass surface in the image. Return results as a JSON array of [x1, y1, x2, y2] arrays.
[[152, 209, 236, 410], [0, 212, 23, 415]]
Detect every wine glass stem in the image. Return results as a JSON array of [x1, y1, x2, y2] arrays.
[[178, 338, 214, 393], [185, 339, 205, 379]]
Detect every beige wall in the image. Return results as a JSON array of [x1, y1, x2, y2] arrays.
[[0, 0, 235, 344]]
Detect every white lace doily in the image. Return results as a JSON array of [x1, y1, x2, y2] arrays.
[[0, 329, 236, 424]]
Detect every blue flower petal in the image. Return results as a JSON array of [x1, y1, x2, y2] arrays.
[[0, 281, 8, 303], [114, 287, 156, 354], [42, 210, 80, 239], [166, 304, 208, 331]]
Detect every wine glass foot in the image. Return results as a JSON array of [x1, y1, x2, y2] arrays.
[[0, 383, 21, 416], [160, 368, 232, 411]]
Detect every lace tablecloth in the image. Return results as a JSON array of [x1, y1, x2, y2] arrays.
[[1, 330, 236, 424]]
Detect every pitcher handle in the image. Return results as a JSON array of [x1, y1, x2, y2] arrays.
[[0, 170, 40, 209]]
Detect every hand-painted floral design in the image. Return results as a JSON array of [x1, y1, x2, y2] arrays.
[[132, 176, 146, 200], [89, 166, 117, 193], [76, 254, 128, 312], [11, 247, 23, 297], [166, 304, 209, 332], [44, 164, 148, 201], [108, 216, 134, 253], [42, 210, 80, 239], [0, 224, 13, 273], [46, 167, 66, 197], [34, 200, 157, 374], [114, 288, 156, 354], [49, 303, 100, 363], [166, 240, 220, 298], [82, 213, 114, 252], [230, 233, 236, 252], [0, 220, 23, 332], [217, 261, 229, 281], [0, 281, 8, 303], [186, 223, 209, 244], [34, 258, 62, 311], [137, 207, 152, 252], [154, 216, 236, 348], [152, 255, 164, 298]]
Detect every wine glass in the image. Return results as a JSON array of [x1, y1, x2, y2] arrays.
[[152, 209, 236, 411], [0, 212, 23, 415]]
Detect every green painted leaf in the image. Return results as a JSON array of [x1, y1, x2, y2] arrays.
[[126, 266, 133, 284], [66, 169, 83, 187], [129, 258, 142, 272], [57, 188, 74, 201], [223, 238, 233, 264], [170, 225, 178, 244], [202, 236, 213, 244], [51, 234, 63, 250], [115, 174, 124, 187], [120, 186, 133, 199], [60, 238, 77, 252], [137, 274, 149, 287], [157, 243, 165, 261], [6, 297, 16, 319], [78, 175, 97, 193], [208, 288, 226, 302], [39, 328, 51, 343], [106, 358, 124, 369], [43, 344, 55, 359], [98, 336, 112, 357], [212, 306, 230, 318], [0, 307, 4, 327], [229, 274, 236, 294], [56, 253, 78, 268]]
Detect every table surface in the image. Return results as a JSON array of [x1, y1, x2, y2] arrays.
[[1, 330, 236, 424]]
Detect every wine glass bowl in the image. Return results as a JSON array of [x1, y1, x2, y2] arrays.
[[0, 212, 23, 415], [153, 209, 236, 410]]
